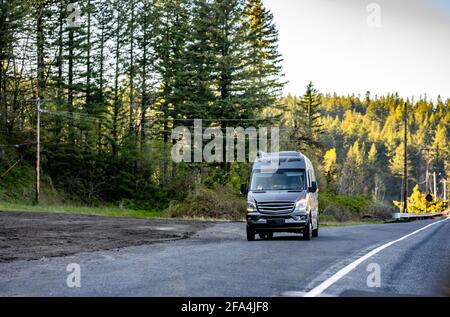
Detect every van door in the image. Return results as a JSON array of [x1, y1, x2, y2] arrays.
[[307, 168, 319, 229], [311, 169, 319, 228]]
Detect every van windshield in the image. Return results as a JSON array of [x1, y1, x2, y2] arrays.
[[250, 169, 307, 191]]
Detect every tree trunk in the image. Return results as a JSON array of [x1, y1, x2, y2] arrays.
[[68, 28, 75, 144], [112, 7, 121, 157], [97, 13, 106, 153], [128, 0, 135, 135], [86, 0, 92, 108]]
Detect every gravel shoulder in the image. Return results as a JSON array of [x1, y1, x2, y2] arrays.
[[0, 211, 212, 263]]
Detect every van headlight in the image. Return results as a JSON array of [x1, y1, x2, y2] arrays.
[[247, 202, 257, 213], [295, 199, 307, 211]]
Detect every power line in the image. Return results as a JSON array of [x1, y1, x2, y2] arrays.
[[40, 109, 279, 122], [0, 159, 22, 179], [0, 142, 36, 148]]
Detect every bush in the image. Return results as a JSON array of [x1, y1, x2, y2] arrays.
[[321, 204, 354, 222], [164, 185, 246, 220], [319, 192, 371, 214], [0, 164, 67, 205], [364, 201, 397, 220], [319, 191, 394, 222], [427, 200, 448, 213]]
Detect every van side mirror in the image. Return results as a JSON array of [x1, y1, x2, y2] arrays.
[[309, 181, 317, 193], [240, 183, 248, 195]]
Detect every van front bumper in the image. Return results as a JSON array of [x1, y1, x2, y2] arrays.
[[246, 212, 308, 231]]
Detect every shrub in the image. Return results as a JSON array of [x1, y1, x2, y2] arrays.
[[364, 201, 396, 220], [164, 185, 246, 220], [319, 191, 394, 221], [321, 204, 354, 222], [319, 192, 371, 214]]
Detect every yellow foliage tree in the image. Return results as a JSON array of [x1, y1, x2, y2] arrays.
[[394, 184, 448, 213], [408, 185, 426, 213]]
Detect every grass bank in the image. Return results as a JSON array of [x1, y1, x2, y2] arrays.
[[0, 202, 161, 219], [319, 192, 395, 222]]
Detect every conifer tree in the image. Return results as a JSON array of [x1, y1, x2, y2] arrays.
[[291, 82, 323, 152], [242, 0, 284, 115]]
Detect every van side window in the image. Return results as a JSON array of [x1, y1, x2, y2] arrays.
[[307, 170, 311, 187]]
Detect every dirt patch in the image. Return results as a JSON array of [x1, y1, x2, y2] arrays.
[[0, 211, 212, 263]]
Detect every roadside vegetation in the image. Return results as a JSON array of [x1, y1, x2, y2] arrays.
[[0, 201, 161, 219], [319, 192, 395, 223], [0, 0, 448, 223], [393, 185, 448, 214]]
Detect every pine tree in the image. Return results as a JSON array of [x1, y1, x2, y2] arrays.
[[111, 0, 128, 157], [242, 0, 284, 115], [153, 0, 191, 182], [0, 0, 29, 132], [323, 148, 337, 189], [431, 124, 448, 180], [301, 82, 323, 144], [179, 0, 216, 120], [210, 0, 246, 118], [338, 141, 365, 195], [291, 82, 323, 152], [389, 143, 412, 177], [368, 143, 378, 166], [137, 0, 157, 154], [93, 0, 114, 152]]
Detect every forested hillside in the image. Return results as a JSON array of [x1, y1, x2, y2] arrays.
[[276, 93, 449, 203], [0, 0, 283, 208], [0, 0, 448, 219]]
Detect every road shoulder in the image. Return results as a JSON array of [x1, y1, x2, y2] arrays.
[[0, 211, 212, 263]]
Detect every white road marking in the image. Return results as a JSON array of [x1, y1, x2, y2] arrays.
[[282, 291, 307, 297], [153, 227, 176, 231], [303, 217, 450, 297]]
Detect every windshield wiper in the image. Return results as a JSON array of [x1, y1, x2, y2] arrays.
[[287, 190, 304, 192], [252, 190, 267, 193]]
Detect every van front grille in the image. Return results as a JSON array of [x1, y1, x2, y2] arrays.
[[257, 201, 295, 214]]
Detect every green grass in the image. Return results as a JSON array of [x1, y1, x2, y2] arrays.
[[0, 202, 162, 219], [0, 201, 387, 226], [320, 220, 385, 227], [0, 202, 234, 222]]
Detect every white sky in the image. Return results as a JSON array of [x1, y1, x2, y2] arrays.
[[262, 0, 450, 101]]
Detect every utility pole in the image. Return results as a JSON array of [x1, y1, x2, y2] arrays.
[[35, 99, 41, 205], [402, 102, 408, 214], [443, 179, 447, 202], [425, 156, 429, 195], [35, 2, 44, 205], [433, 172, 437, 201]]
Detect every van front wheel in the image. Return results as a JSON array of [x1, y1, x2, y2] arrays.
[[303, 221, 312, 241], [312, 225, 319, 238], [246, 226, 255, 241]]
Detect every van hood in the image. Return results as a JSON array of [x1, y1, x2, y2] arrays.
[[249, 190, 307, 203]]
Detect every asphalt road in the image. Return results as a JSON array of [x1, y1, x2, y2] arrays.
[[0, 217, 449, 297]]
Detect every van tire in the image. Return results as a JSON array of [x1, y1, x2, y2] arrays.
[[247, 226, 255, 241], [303, 221, 312, 241], [312, 225, 319, 238]]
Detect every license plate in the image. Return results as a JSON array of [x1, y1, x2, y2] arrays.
[[267, 219, 285, 225]]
